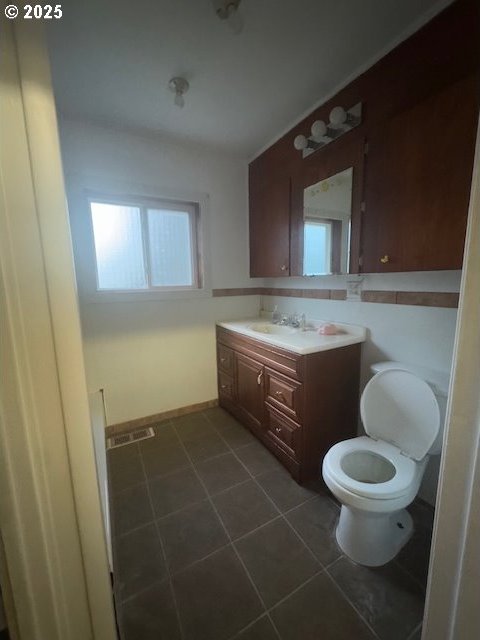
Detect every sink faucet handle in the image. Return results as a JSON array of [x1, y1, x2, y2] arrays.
[[288, 313, 300, 328], [300, 313, 307, 331]]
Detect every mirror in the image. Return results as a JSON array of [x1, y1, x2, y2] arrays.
[[302, 167, 353, 275]]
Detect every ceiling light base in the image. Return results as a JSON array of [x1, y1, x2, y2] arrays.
[[169, 77, 189, 108]]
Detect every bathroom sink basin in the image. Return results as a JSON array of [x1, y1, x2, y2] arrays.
[[248, 322, 297, 335], [217, 319, 366, 355]]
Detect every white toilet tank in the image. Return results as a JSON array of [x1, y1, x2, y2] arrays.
[[369, 361, 450, 455]]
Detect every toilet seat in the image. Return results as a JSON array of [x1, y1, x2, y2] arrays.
[[323, 436, 418, 500], [361, 369, 440, 460]]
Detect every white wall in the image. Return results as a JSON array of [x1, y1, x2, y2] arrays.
[[60, 118, 261, 425], [262, 272, 460, 505]]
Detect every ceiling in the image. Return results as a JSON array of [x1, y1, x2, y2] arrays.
[[47, 0, 452, 157]]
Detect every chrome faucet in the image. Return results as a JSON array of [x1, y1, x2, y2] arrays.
[[288, 313, 300, 328], [274, 312, 306, 329]]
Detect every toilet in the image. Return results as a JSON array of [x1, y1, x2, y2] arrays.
[[322, 361, 448, 567]]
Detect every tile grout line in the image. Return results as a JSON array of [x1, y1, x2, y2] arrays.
[[393, 557, 429, 594], [137, 433, 186, 640], [406, 620, 423, 640], [205, 410, 388, 640], [171, 418, 283, 640], [119, 576, 169, 606], [323, 567, 382, 640], [115, 412, 425, 640], [226, 568, 325, 640], [204, 410, 332, 570]]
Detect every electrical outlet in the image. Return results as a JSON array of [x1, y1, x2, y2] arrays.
[[346, 276, 364, 300]]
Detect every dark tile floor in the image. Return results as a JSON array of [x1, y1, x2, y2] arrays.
[[108, 407, 433, 640]]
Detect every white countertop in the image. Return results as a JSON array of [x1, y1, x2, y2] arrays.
[[217, 318, 366, 355]]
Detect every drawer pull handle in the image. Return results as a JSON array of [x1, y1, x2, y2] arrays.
[[274, 390, 286, 403], [220, 384, 228, 390], [275, 427, 282, 434], [380, 255, 390, 264], [220, 357, 227, 363], [257, 370, 264, 385]]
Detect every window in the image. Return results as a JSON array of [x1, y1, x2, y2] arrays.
[[89, 196, 200, 291], [303, 219, 332, 275]]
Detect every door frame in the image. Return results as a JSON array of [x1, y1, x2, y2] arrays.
[[422, 112, 480, 639], [0, 22, 116, 640]]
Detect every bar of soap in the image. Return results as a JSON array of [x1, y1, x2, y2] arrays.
[[317, 323, 338, 335]]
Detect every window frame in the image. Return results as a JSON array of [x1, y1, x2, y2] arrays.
[[87, 193, 202, 294]]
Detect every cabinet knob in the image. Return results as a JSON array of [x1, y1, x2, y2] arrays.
[[275, 427, 282, 434], [274, 390, 286, 403], [280, 264, 288, 271], [380, 255, 390, 264]]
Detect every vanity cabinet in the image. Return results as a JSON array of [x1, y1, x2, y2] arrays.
[[216, 326, 361, 483]]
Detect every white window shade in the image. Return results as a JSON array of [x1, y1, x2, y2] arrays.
[[91, 202, 147, 290], [147, 209, 194, 287]]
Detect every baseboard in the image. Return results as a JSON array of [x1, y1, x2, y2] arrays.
[[106, 399, 219, 437]]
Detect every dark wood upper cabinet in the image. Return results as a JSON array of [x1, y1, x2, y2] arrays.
[[248, 0, 479, 277], [361, 75, 479, 273], [249, 162, 290, 277]]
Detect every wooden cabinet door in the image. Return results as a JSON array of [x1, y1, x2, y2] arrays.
[[249, 161, 290, 277], [235, 352, 265, 432], [361, 75, 479, 273]]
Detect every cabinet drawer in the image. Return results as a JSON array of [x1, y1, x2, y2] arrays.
[[217, 344, 234, 375], [218, 371, 234, 401], [265, 368, 302, 421], [266, 406, 301, 460]]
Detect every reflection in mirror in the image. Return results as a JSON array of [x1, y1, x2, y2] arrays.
[[303, 167, 353, 275]]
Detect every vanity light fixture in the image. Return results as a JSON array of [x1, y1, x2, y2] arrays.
[[294, 103, 362, 158], [168, 77, 189, 108], [212, 0, 243, 34]]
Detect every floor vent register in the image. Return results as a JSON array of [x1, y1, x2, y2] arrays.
[[107, 427, 155, 450]]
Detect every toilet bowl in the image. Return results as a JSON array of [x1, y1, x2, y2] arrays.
[[322, 362, 447, 567]]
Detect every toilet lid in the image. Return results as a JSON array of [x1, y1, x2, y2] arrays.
[[360, 369, 440, 461]]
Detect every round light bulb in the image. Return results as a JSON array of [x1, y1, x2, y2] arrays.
[[311, 120, 327, 139], [293, 135, 308, 151], [329, 106, 347, 126]]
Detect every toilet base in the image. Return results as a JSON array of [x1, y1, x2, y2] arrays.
[[336, 505, 413, 566]]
